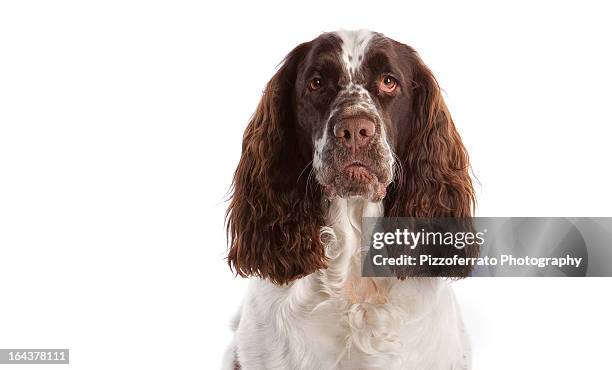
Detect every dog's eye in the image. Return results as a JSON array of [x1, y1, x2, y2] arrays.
[[308, 78, 322, 92], [379, 75, 398, 93]]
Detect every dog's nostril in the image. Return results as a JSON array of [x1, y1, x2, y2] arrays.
[[334, 117, 375, 152]]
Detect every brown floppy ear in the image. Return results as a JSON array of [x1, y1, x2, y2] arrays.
[[226, 43, 327, 285], [384, 44, 477, 277]]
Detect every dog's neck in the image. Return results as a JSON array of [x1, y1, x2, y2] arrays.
[[317, 198, 390, 305]]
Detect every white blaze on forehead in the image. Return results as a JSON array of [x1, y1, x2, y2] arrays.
[[334, 29, 374, 79]]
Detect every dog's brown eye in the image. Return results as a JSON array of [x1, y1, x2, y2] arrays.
[[308, 78, 322, 91], [380, 75, 397, 93]]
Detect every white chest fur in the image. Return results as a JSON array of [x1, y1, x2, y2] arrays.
[[225, 199, 471, 370]]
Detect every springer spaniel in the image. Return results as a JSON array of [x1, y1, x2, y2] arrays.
[[223, 30, 476, 370]]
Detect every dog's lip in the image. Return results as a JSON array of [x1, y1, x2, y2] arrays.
[[344, 160, 370, 171], [343, 161, 380, 180]]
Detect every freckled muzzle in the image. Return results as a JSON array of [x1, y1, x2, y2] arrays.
[[314, 87, 394, 201]]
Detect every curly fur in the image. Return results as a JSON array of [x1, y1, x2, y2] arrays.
[[384, 43, 474, 219], [226, 43, 328, 285]]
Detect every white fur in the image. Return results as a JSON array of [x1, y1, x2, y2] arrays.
[[313, 123, 329, 172], [314, 30, 374, 169], [223, 199, 472, 369], [335, 29, 375, 79]]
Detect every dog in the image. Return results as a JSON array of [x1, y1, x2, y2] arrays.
[[223, 29, 475, 369]]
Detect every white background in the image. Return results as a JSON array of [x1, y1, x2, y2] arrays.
[[1, 0, 611, 369]]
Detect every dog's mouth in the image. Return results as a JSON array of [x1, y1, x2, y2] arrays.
[[322, 160, 390, 201], [345, 161, 374, 182]]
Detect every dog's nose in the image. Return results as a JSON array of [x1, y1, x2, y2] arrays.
[[334, 117, 375, 154]]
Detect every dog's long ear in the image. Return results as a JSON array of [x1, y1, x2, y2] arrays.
[[384, 43, 477, 278], [226, 42, 327, 285]]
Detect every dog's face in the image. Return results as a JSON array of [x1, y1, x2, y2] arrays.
[[293, 31, 403, 201], [227, 30, 476, 284], [295, 31, 404, 200]]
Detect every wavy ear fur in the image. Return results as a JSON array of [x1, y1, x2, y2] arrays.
[[385, 44, 478, 278], [226, 43, 327, 285]]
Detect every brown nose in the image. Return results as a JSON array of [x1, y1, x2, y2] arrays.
[[334, 117, 375, 154]]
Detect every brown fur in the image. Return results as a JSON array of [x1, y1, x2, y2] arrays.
[[383, 44, 478, 278], [384, 44, 475, 219], [226, 43, 329, 285]]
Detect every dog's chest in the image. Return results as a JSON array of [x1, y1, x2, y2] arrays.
[[298, 199, 404, 367], [255, 199, 467, 369], [300, 288, 403, 368], [296, 276, 463, 370]]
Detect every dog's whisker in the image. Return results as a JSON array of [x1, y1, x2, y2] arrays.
[[297, 160, 314, 184], [306, 166, 315, 193]]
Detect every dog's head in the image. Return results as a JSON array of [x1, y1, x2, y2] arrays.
[[227, 30, 475, 284]]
